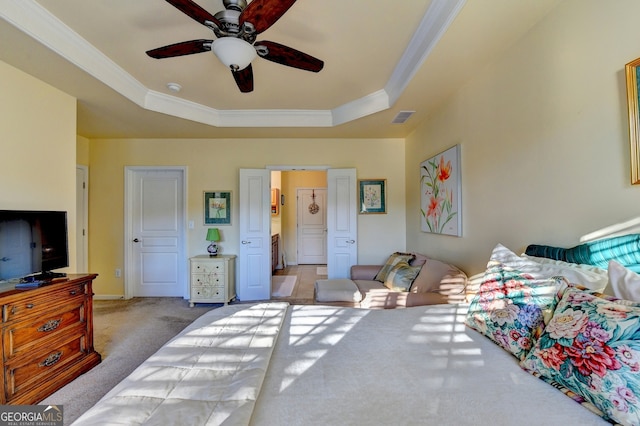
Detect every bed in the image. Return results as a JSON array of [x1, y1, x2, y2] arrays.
[[72, 301, 607, 425]]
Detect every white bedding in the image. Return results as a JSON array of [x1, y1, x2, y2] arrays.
[[73, 303, 609, 425]]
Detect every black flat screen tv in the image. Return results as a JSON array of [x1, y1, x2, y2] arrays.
[[0, 210, 69, 281]]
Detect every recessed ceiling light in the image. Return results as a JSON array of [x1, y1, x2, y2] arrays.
[[166, 82, 182, 92]]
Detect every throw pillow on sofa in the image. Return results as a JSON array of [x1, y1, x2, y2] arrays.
[[375, 252, 415, 282], [383, 261, 422, 292], [520, 287, 640, 426]]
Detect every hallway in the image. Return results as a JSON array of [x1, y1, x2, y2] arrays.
[[272, 264, 326, 305]]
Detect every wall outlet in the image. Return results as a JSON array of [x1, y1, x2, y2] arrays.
[[115, 268, 121, 278]]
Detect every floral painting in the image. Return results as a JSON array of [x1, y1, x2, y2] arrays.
[[420, 144, 461, 236], [359, 179, 386, 214], [204, 191, 231, 225]]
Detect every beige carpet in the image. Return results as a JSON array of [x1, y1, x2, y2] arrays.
[[271, 275, 297, 297]]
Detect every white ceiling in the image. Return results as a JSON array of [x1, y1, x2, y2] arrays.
[[0, 0, 561, 139]]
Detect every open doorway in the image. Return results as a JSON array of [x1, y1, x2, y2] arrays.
[[270, 170, 327, 302]]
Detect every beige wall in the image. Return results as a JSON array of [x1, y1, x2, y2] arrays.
[[89, 138, 406, 296], [0, 60, 78, 274], [406, 0, 640, 276]]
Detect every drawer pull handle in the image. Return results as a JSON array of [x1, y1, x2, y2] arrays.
[[39, 351, 62, 368], [38, 319, 61, 332], [26, 304, 34, 309], [70, 290, 77, 295]]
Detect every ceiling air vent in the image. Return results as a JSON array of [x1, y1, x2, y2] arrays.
[[391, 110, 415, 124]]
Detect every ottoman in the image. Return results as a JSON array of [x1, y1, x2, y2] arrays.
[[314, 279, 363, 303]]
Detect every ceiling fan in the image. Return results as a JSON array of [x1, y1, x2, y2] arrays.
[[146, 0, 324, 93]]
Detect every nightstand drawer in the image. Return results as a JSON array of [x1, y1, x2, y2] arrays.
[[191, 285, 225, 302], [191, 261, 225, 275], [191, 273, 226, 286]]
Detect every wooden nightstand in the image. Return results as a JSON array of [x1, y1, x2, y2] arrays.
[[189, 255, 236, 307]]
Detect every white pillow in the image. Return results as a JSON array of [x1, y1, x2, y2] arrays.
[[608, 259, 640, 301], [487, 244, 609, 292]]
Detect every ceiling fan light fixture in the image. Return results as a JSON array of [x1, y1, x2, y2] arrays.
[[212, 37, 256, 71]]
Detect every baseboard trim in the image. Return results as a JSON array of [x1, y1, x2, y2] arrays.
[[93, 294, 125, 300]]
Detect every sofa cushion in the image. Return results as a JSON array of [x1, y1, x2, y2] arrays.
[[374, 252, 415, 282], [410, 258, 467, 299], [315, 279, 363, 303], [383, 261, 422, 292]]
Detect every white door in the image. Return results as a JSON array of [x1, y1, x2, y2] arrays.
[[327, 169, 358, 278], [238, 169, 271, 301], [76, 166, 88, 273], [297, 188, 327, 264], [125, 167, 186, 298]]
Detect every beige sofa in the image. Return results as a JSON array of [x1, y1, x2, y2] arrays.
[[315, 253, 469, 309]]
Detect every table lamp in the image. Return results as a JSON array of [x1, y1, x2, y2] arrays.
[[206, 228, 221, 256]]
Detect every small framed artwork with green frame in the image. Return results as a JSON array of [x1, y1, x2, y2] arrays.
[[358, 179, 387, 214], [204, 191, 231, 225]]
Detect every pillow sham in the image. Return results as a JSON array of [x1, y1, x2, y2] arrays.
[[608, 259, 640, 302], [520, 287, 640, 426], [465, 255, 564, 361], [375, 252, 415, 283], [491, 244, 608, 292], [383, 261, 422, 292]]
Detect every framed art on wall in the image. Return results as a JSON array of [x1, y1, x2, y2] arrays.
[[625, 57, 640, 185], [204, 191, 231, 225], [420, 144, 462, 236], [358, 179, 386, 214]]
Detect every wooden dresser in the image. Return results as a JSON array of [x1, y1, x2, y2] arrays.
[[0, 274, 101, 404]]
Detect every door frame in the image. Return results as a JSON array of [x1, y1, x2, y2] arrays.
[[76, 165, 89, 273], [123, 166, 188, 299]]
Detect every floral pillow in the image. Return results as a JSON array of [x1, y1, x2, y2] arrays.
[[465, 259, 564, 360], [383, 261, 422, 292], [374, 252, 415, 282], [520, 287, 640, 425]]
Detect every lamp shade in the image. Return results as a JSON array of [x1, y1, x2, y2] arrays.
[[212, 37, 257, 71], [206, 228, 220, 242]]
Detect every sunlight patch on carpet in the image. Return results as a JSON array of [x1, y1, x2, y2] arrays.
[[272, 276, 297, 297], [316, 266, 327, 275]]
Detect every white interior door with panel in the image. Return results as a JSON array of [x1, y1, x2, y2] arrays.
[[125, 167, 186, 298], [76, 165, 88, 273], [238, 169, 271, 301], [327, 168, 357, 278], [297, 188, 327, 264]]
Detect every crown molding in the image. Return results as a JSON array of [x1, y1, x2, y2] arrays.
[[2, 0, 464, 128]]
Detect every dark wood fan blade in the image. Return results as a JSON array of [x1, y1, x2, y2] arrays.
[[255, 41, 323, 72], [240, 0, 296, 34], [165, 0, 222, 28], [146, 40, 213, 59], [232, 64, 254, 93]]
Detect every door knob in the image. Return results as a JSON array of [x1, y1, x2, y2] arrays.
[[133, 238, 140, 243], [241, 240, 251, 244], [347, 240, 355, 244]]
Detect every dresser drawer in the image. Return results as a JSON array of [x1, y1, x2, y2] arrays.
[[191, 260, 225, 275], [3, 298, 86, 360], [5, 331, 87, 401], [2, 281, 87, 322], [191, 273, 226, 287], [191, 285, 225, 302]]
